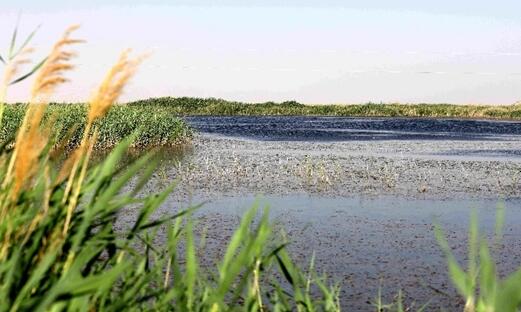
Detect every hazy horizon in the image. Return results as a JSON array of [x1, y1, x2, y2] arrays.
[[2, 1, 521, 105]]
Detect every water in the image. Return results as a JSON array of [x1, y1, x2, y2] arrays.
[[194, 194, 519, 228], [162, 194, 521, 310], [185, 116, 521, 141], [166, 116, 521, 309]]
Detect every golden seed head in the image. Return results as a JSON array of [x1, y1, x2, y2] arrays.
[[3, 47, 34, 85], [87, 49, 146, 124], [13, 104, 49, 195], [31, 25, 83, 103], [11, 25, 83, 196]]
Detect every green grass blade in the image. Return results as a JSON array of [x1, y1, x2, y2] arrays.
[[220, 203, 258, 272], [495, 268, 521, 311], [435, 224, 472, 298], [8, 17, 19, 60], [12, 24, 41, 58], [9, 57, 47, 85], [479, 240, 497, 308], [185, 218, 197, 310], [10, 245, 62, 311], [130, 154, 160, 196], [126, 180, 176, 239], [468, 210, 478, 292]]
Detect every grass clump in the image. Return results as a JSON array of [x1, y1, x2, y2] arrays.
[[0, 104, 192, 149], [130, 97, 521, 120], [0, 25, 339, 311]]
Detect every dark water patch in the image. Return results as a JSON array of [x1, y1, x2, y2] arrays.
[[185, 116, 521, 141]]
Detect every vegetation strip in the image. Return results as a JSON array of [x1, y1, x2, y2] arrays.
[[130, 97, 521, 119], [2, 96, 517, 150]]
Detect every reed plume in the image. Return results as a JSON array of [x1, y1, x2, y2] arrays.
[[87, 49, 146, 126], [11, 112, 48, 195], [4, 25, 82, 199], [61, 50, 144, 234], [30, 25, 83, 103]]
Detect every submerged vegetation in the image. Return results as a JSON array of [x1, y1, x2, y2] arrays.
[[130, 97, 521, 119]]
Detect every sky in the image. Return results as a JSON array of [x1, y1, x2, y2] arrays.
[[1, 1, 521, 104]]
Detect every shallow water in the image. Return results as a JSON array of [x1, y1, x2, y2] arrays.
[[153, 116, 521, 309], [193, 194, 518, 226], [168, 194, 521, 310]]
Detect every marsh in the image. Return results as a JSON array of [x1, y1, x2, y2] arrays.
[[121, 116, 521, 309]]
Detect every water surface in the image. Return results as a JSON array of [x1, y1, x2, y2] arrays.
[[165, 194, 521, 310], [186, 116, 521, 141], [170, 116, 521, 309]]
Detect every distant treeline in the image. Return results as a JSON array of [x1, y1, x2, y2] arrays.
[[128, 97, 521, 119]]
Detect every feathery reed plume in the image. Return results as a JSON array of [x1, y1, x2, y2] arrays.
[[3, 25, 82, 200], [30, 25, 83, 103], [60, 50, 145, 234], [87, 49, 146, 126], [11, 115, 48, 196]]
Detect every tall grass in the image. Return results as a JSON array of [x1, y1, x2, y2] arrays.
[[0, 104, 192, 149], [0, 26, 340, 311]]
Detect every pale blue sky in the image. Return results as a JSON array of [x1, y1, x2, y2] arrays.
[[2, 1, 521, 104]]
